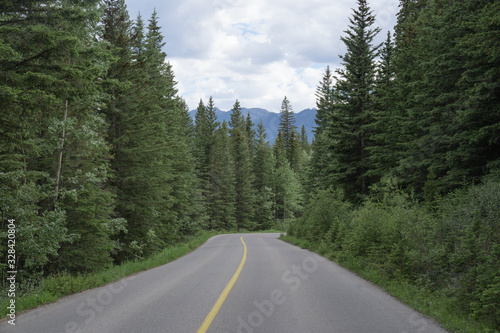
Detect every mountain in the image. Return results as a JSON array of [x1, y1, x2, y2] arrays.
[[188, 107, 317, 143]]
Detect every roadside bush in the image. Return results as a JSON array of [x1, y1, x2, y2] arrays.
[[289, 188, 351, 244], [443, 181, 500, 327]]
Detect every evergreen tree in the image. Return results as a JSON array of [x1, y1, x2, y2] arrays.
[[172, 97, 205, 235], [395, 0, 495, 194], [101, 0, 151, 259], [194, 97, 220, 229], [194, 99, 209, 170], [210, 121, 237, 230], [274, 132, 287, 169], [102, 5, 195, 257], [272, 129, 303, 227], [253, 121, 275, 229], [229, 100, 255, 230], [329, 0, 380, 201], [278, 96, 299, 169], [245, 112, 257, 155], [142, 10, 202, 242], [366, 31, 399, 184], [309, 67, 336, 190], [229, 99, 245, 134], [0, 0, 118, 274], [300, 125, 310, 153], [453, 0, 500, 182]]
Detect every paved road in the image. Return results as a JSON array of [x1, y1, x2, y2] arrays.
[[0, 233, 449, 333]]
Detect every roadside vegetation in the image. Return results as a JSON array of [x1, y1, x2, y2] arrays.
[[284, 0, 499, 331], [1, 0, 498, 331], [284, 179, 500, 333]]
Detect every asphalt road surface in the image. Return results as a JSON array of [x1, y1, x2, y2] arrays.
[[0, 233, 449, 333]]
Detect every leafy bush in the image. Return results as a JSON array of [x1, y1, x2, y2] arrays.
[[443, 181, 500, 327], [289, 188, 351, 244]]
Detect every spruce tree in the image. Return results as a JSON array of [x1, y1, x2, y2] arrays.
[[309, 67, 336, 190], [102, 5, 194, 257], [395, 0, 492, 194], [210, 121, 237, 230], [245, 112, 257, 155], [300, 125, 310, 153], [194, 97, 220, 229], [229, 100, 255, 230], [0, 0, 118, 274], [452, 1, 500, 182], [278, 96, 299, 169], [229, 99, 245, 133], [253, 121, 275, 230], [366, 31, 400, 184], [329, 0, 380, 201]]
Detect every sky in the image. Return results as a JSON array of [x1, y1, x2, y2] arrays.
[[124, 0, 399, 112]]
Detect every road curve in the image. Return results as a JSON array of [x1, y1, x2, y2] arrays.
[[0, 233, 449, 333]]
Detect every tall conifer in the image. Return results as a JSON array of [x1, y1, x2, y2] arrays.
[[329, 0, 380, 201], [229, 100, 255, 230], [253, 121, 274, 229], [278, 97, 300, 169]]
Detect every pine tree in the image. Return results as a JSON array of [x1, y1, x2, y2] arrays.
[[329, 0, 380, 201], [314, 66, 335, 136], [172, 97, 205, 236], [200, 96, 220, 171], [143, 10, 202, 243], [194, 99, 208, 171], [101, 0, 154, 259]]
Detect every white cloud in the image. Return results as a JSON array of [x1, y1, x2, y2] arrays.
[[125, 0, 399, 111]]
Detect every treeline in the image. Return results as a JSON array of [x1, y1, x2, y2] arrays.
[[0, 0, 310, 283], [291, 0, 499, 329], [1, 0, 499, 327], [193, 96, 308, 232], [0, 0, 197, 276]]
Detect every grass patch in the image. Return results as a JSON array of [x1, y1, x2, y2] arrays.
[[280, 234, 496, 333], [0, 230, 221, 318]]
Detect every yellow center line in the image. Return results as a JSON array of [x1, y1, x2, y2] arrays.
[[197, 236, 247, 333]]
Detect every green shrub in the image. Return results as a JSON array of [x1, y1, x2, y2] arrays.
[[289, 188, 351, 243], [443, 181, 500, 327]]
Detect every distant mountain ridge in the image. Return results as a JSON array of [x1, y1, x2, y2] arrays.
[[188, 107, 317, 143]]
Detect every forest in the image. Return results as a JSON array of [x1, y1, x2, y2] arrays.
[[0, 0, 307, 287], [0, 0, 499, 331]]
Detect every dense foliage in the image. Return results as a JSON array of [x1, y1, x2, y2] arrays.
[[1, 0, 498, 330], [294, 0, 500, 330], [0, 0, 309, 285]]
